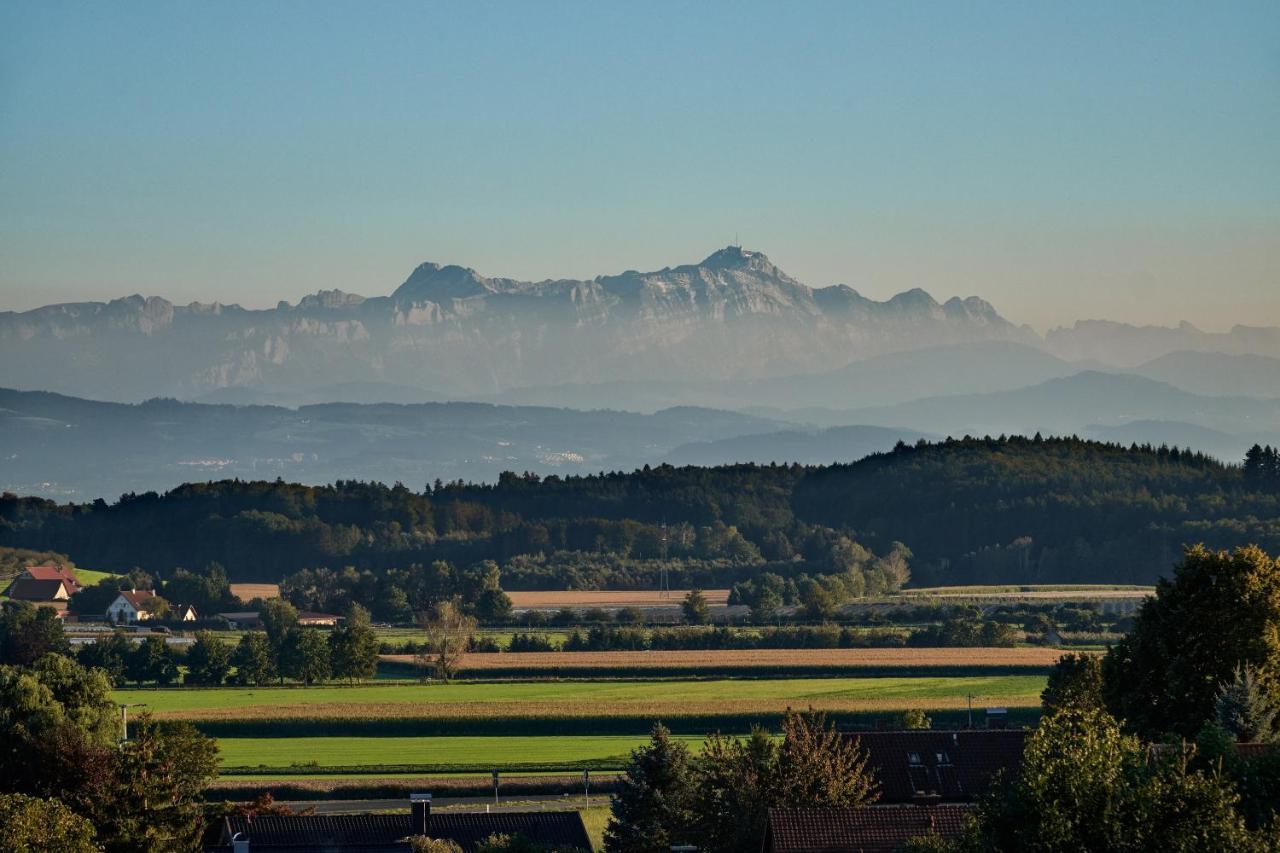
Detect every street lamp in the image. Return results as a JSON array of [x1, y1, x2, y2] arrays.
[[118, 702, 147, 744]]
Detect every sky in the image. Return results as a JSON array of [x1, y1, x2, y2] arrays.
[[1, 1, 1277, 331]]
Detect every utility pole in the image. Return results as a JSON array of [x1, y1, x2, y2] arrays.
[[118, 702, 147, 744]]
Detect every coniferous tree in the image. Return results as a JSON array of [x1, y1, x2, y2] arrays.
[[101, 716, 218, 853], [604, 724, 696, 853], [1215, 664, 1279, 744]]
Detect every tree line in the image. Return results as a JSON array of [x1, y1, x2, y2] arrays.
[[3, 436, 1278, 596]]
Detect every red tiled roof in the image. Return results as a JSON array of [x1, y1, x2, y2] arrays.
[[21, 565, 81, 593], [5, 577, 72, 602], [765, 805, 973, 853], [845, 730, 1026, 803], [117, 590, 158, 610]]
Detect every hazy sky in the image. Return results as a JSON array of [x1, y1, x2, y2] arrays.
[[1, 1, 1277, 331]]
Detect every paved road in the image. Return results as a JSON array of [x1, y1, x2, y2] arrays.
[[282, 794, 600, 815]]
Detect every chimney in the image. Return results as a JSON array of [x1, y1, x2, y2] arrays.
[[410, 793, 431, 835]]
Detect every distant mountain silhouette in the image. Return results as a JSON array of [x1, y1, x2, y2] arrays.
[[789, 372, 1280, 441], [0, 247, 1037, 402]]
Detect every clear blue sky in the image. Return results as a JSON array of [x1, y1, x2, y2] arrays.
[[2, 1, 1277, 330]]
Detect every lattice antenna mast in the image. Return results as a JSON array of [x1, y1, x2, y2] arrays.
[[659, 520, 671, 599]]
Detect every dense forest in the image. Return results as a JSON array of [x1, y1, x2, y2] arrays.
[[2, 436, 1278, 594]]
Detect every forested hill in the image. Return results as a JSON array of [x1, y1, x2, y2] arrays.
[[1, 436, 1278, 588], [795, 436, 1279, 584]]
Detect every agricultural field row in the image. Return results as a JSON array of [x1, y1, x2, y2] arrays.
[[115, 674, 1047, 720], [419, 646, 1065, 671]]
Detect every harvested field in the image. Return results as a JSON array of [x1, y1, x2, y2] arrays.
[[506, 589, 729, 609], [229, 582, 280, 602], [409, 647, 1070, 672]]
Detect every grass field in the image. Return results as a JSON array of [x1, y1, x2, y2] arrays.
[[116, 674, 1045, 722], [73, 568, 117, 586], [581, 805, 609, 850], [216, 734, 700, 771]]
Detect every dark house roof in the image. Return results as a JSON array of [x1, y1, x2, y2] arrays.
[[764, 805, 973, 853], [847, 730, 1026, 803], [4, 576, 72, 602], [212, 810, 593, 852]]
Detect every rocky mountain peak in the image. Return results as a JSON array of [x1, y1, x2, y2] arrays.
[[392, 262, 492, 302]]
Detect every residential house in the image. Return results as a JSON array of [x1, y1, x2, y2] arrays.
[[173, 603, 199, 621], [207, 795, 592, 851], [107, 590, 161, 623], [845, 729, 1027, 803], [4, 563, 81, 606], [762, 804, 972, 853]]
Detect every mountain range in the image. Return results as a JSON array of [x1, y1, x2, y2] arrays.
[[0, 246, 1045, 401], [3, 246, 1278, 499]]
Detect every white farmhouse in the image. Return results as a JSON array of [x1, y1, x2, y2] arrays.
[[106, 589, 160, 623]]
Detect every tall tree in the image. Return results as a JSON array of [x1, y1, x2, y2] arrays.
[[76, 630, 132, 686], [184, 631, 232, 686], [281, 629, 331, 685], [774, 708, 879, 808], [962, 707, 1265, 852], [690, 728, 777, 853], [604, 723, 696, 853], [329, 603, 379, 682], [0, 793, 99, 853], [126, 637, 178, 686], [417, 599, 476, 681], [0, 601, 68, 666], [1103, 545, 1280, 737], [229, 632, 276, 686], [100, 716, 218, 853], [681, 589, 711, 625], [1042, 652, 1106, 714]]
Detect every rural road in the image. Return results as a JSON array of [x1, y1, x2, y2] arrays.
[[282, 795, 599, 815]]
